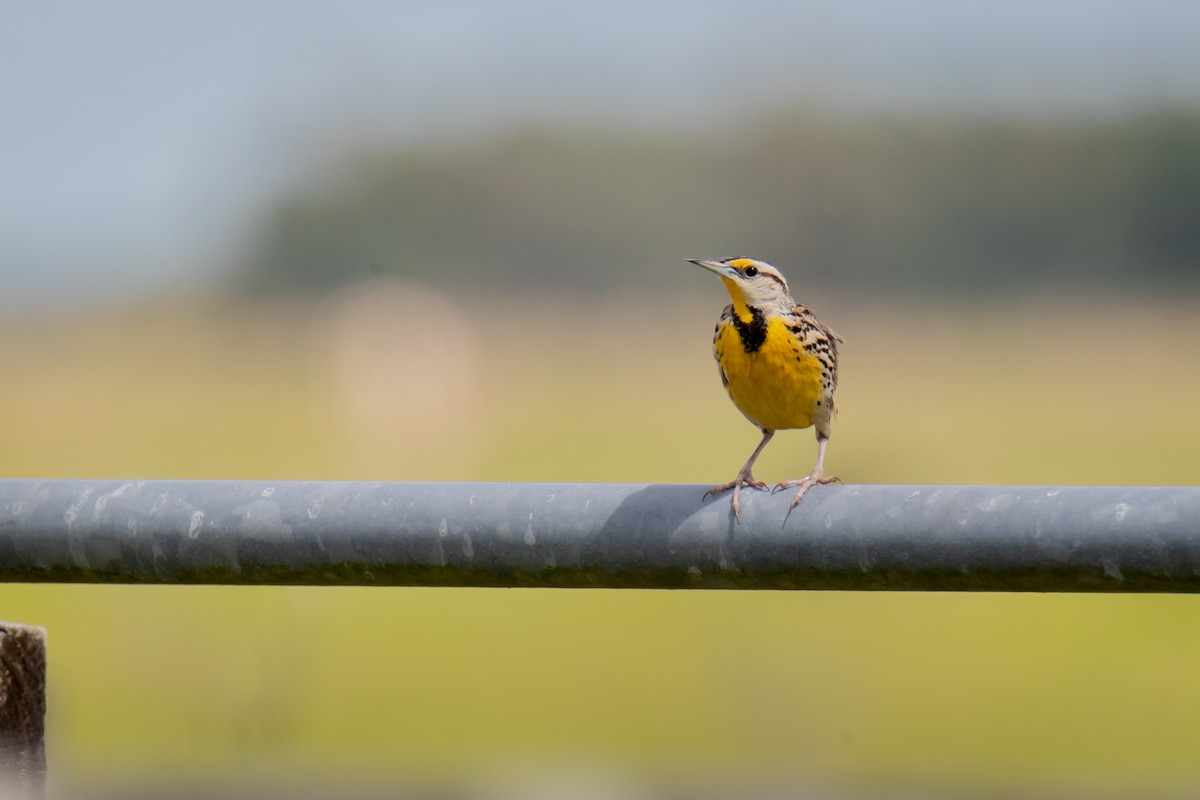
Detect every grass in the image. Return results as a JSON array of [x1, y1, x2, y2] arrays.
[[2, 284, 1200, 796]]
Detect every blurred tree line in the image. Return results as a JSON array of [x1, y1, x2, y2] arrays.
[[239, 110, 1200, 296]]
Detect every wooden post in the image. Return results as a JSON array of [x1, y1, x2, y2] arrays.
[[0, 623, 45, 800]]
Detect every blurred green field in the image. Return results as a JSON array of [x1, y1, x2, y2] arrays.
[[3, 285, 1200, 797]]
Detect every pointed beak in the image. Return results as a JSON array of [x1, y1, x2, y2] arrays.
[[687, 258, 738, 279]]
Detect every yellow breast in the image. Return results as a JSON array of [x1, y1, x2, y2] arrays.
[[715, 316, 824, 431]]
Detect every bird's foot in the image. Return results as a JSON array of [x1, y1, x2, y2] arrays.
[[774, 472, 841, 509], [703, 473, 768, 522]]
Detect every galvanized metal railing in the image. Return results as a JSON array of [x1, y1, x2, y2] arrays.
[[1, 479, 1198, 592]]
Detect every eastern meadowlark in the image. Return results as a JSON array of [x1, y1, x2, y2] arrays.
[[689, 257, 843, 520]]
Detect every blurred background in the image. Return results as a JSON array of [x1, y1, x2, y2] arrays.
[[3, 1, 1200, 797]]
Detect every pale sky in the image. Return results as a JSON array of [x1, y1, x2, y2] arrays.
[[4, 0, 1199, 305]]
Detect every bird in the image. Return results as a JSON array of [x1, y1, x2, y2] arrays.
[[688, 257, 843, 521]]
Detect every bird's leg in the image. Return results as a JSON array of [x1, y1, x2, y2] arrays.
[[704, 429, 774, 521], [775, 433, 841, 509]]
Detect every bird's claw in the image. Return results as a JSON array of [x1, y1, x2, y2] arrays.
[[702, 476, 769, 522], [775, 474, 841, 508], [702, 477, 767, 501]]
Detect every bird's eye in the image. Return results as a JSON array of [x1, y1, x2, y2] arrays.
[[744, 266, 759, 277]]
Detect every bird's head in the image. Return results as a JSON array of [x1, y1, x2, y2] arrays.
[[688, 257, 792, 315]]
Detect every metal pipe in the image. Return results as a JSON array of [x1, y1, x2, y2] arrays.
[[0, 479, 1197, 592]]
